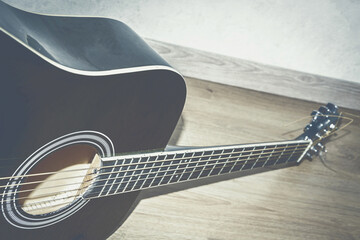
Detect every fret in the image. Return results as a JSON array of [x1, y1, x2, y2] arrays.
[[141, 169, 157, 189], [109, 163, 125, 195], [211, 156, 228, 175], [198, 150, 215, 178], [116, 157, 144, 193], [168, 153, 187, 183], [230, 149, 247, 172], [178, 158, 194, 181], [179, 151, 201, 181], [137, 165, 151, 190], [147, 168, 159, 189], [259, 146, 276, 168], [110, 159, 127, 194], [129, 164, 148, 191], [251, 146, 266, 169], [158, 153, 177, 185], [220, 148, 239, 174], [287, 143, 300, 163], [201, 150, 220, 178], [218, 149, 232, 173], [128, 158, 145, 192], [113, 157, 139, 194], [207, 149, 223, 176], [274, 144, 288, 165], [277, 144, 289, 165], [113, 165, 130, 193], [159, 153, 183, 185], [170, 152, 193, 183], [262, 146, 275, 167], [86, 140, 311, 199], [228, 148, 245, 173], [216, 148, 232, 175], [241, 147, 257, 170], [123, 175, 138, 192], [113, 158, 132, 193], [151, 171, 165, 187], [134, 156, 156, 191], [261, 146, 275, 168], [96, 160, 116, 197], [115, 160, 133, 192], [106, 159, 123, 195], [189, 152, 209, 180], [147, 155, 166, 188], [264, 145, 280, 166]]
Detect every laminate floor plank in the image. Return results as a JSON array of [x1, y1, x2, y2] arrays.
[[109, 77, 360, 240]]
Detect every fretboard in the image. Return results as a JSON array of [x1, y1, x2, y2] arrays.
[[84, 140, 311, 199]]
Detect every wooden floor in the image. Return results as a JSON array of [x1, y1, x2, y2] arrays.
[[109, 77, 360, 240]]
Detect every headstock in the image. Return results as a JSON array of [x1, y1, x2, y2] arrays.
[[297, 103, 341, 159]]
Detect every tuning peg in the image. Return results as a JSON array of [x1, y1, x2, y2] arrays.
[[310, 146, 319, 155], [311, 110, 320, 116], [311, 110, 321, 121], [326, 103, 338, 114], [321, 128, 328, 134], [318, 106, 331, 116], [304, 123, 312, 132], [316, 142, 327, 152]]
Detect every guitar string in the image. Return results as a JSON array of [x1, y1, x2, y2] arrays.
[[0, 147, 308, 206], [0, 145, 307, 193], [1, 147, 305, 201], [18, 155, 304, 215], [0, 141, 306, 181], [0, 143, 307, 185], [4, 150, 304, 214], [6, 149, 305, 203], [2, 148, 305, 207], [20, 153, 302, 212], [0, 144, 308, 193]]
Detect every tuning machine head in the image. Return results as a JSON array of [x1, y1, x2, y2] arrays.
[[297, 103, 340, 159], [316, 142, 326, 152]]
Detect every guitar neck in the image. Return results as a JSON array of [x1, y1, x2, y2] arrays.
[[84, 139, 312, 199]]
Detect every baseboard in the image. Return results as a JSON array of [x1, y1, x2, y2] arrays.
[[146, 39, 360, 111]]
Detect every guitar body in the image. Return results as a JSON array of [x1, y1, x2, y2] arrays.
[[0, 2, 185, 239]]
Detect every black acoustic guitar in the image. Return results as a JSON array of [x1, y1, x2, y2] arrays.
[[0, 2, 341, 239]]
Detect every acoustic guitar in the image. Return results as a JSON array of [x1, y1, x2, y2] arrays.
[[0, 2, 341, 239]]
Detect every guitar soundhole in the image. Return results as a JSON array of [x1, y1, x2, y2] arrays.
[[18, 144, 101, 215]]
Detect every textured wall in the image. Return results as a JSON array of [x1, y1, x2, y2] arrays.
[[4, 0, 360, 83]]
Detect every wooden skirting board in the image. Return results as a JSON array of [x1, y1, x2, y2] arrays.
[[146, 39, 360, 111]]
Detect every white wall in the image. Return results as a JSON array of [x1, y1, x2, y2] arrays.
[[5, 0, 360, 83]]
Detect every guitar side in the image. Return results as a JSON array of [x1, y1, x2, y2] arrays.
[[0, 3, 186, 239]]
